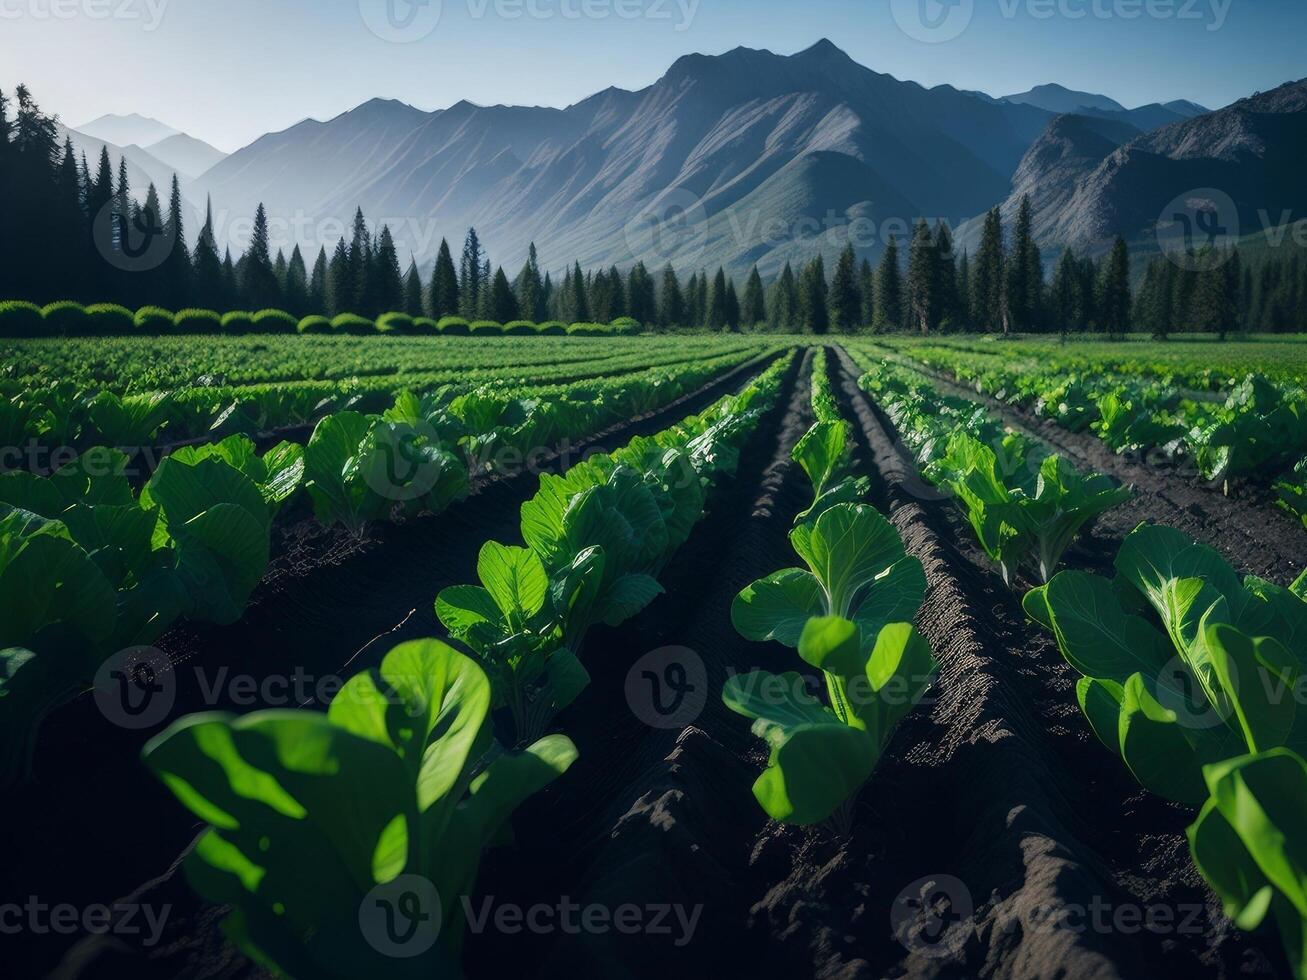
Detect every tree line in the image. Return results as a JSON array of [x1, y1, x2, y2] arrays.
[[2, 83, 1301, 335]]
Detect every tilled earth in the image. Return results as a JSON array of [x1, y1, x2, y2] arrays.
[[9, 346, 1296, 980]]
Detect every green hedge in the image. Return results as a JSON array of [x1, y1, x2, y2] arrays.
[[376, 312, 415, 335], [175, 308, 222, 333], [297, 315, 331, 334], [41, 301, 88, 336], [0, 302, 651, 337], [85, 303, 136, 334], [331, 313, 374, 336], [253, 309, 298, 334], [135, 306, 174, 332], [222, 311, 255, 334]]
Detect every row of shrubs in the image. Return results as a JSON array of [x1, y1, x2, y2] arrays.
[[0, 301, 645, 338]]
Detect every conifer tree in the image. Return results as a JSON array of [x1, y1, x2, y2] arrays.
[[658, 264, 684, 327], [828, 244, 861, 332], [874, 239, 902, 332], [429, 238, 459, 318], [742, 265, 767, 328]]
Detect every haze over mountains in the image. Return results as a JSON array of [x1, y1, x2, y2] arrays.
[[63, 42, 1304, 279]]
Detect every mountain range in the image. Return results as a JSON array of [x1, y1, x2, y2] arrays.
[[67, 42, 1304, 278]]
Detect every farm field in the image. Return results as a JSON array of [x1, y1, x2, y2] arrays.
[[4, 333, 1307, 980]]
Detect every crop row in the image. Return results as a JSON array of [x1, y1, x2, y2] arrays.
[[851, 345, 1307, 977], [880, 342, 1307, 517], [0, 352, 777, 786], [137, 353, 796, 974], [1, 343, 773, 458], [847, 348, 1131, 585]]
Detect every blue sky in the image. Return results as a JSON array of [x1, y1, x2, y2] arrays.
[[4, 0, 1305, 151]]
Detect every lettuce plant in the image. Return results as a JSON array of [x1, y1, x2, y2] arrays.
[[732, 502, 927, 650], [143, 640, 577, 978], [1188, 749, 1307, 980], [1026, 523, 1307, 806], [724, 616, 935, 825]]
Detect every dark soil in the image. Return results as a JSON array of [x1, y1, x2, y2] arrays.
[[2, 352, 775, 980], [902, 358, 1307, 585], [12, 345, 1293, 980]]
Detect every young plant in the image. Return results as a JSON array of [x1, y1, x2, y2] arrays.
[[1188, 748, 1307, 980], [143, 640, 577, 978], [1025, 523, 1307, 807], [732, 502, 927, 650], [724, 616, 935, 825]]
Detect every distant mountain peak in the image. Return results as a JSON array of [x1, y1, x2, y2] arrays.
[[1003, 83, 1128, 115], [76, 112, 180, 149]]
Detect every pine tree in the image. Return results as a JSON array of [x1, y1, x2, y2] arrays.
[[308, 246, 329, 315], [240, 204, 280, 309], [1098, 237, 1132, 337], [799, 255, 829, 334], [707, 268, 728, 329], [858, 258, 876, 328], [934, 222, 961, 330], [906, 219, 938, 335], [283, 245, 309, 316], [159, 174, 192, 309], [626, 262, 656, 325], [328, 237, 351, 316], [770, 262, 798, 331], [192, 197, 224, 310], [429, 238, 459, 319], [828, 244, 861, 333], [658, 264, 684, 327], [489, 266, 519, 322], [741, 266, 767, 328], [1007, 195, 1042, 331], [1051, 249, 1079, 340], [973, 207, 1007, 333], [871, 242, 900, 332], [403, 260, 424, 317], [372, 225, 404, 315], [565, 261, 589, 323], [458, 227, 487, 318], [514, 243, 545, 321]]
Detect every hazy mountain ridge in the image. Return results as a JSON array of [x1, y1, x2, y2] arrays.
[[1005, 78, 1307, 254], [191, 40, 1056, 277]]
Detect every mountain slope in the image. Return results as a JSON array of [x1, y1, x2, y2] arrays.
[[1008, 79, 1307, 253], [194, 40, 1053, 277], [145, 134, 228, 179], [1003, 83, 1127, 115], [75, 113, 180, 149]]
